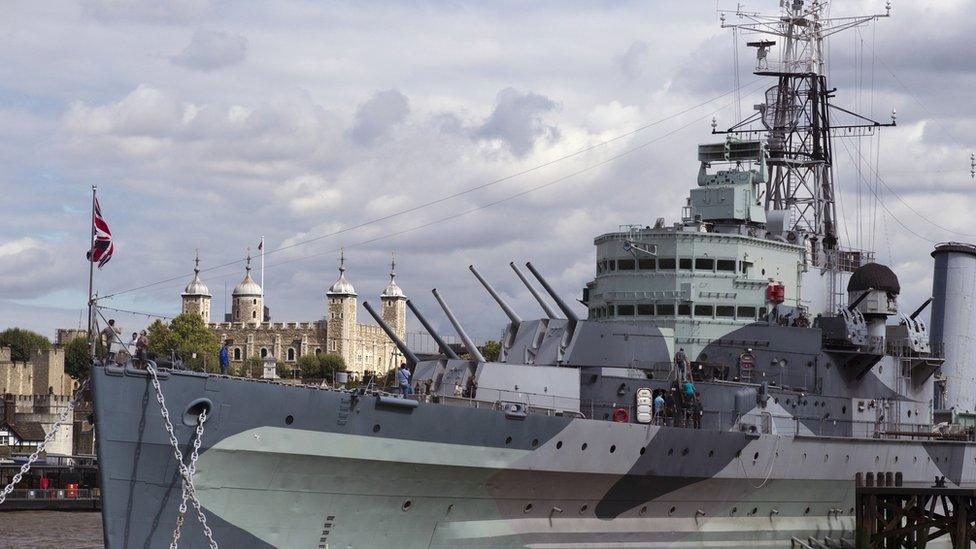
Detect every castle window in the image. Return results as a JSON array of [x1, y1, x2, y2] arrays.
[[234, 348, 242, 360], [314, 348, 322, 356], [252, 311, 257, 319], [253, 299, 257, 305], [260, 347, 268, 358], [287, 348, 295, 361]]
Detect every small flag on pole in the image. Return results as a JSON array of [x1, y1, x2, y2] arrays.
[[86, 197, 114, 268], [257, 240, 263, 251]]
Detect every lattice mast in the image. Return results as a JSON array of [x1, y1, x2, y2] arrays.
[[717, 0, 893, 311]]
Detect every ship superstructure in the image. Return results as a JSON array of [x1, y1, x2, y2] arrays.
[[86, 2, 976, 548]]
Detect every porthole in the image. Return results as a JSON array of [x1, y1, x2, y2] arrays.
[[753, 452, 760, 460], [372, 424, 381, 433], [610, 445, 616, 454], [556, 441, 563, 449], [285, 415, 294, 425], [581, 443, 588, 451], [579, 504, 588, 514], [730, 507, 737, 515], [639, 446, 646, 455], [750, 507, 758, 516], [876, 456, 880, 463], [842, 406, 847, 414], [804, 507, 810, 515], [523, 503, 533, 513], [682, 448, 689, 456], [824, 454, 829, 462], [505, 436, 512, 445], [894, 456, 899, 463], [668, 448, 674, 456], [669, 506, 676, 515], [708, 450, 715, 458], [639, 505, 647, 515], [845, 455, 850, 463], [531, 438, 539, 447], [402, 500, 412, 511], [914, 456, 918, 463], [446, 504, 454, 514], [802, 453, 807, 460], [849, 507, 854, 514], [774, 398, 779, 404]]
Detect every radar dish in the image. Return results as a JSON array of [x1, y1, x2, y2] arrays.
[[761, 85, 803, 131]]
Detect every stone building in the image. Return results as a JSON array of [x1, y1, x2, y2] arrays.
[[184, 252, 407, 376], [0, 347, 75, 397], [0, 346, 78, 456]]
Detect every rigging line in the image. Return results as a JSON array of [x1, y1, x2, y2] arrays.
[[95, 305, 174, 320], [837, 139, 937, 244], [844, 138, 976, 238], [100, 79, 764, 301], [128, 98, 742, 298], [877, 56, 969, 150]]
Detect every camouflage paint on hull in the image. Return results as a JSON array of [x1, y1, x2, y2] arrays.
[[93, 366, 976, 548]]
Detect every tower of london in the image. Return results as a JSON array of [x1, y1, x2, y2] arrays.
[[181, 252, 407, 376]]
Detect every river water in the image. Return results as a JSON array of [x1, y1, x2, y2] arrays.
[[0, 511, 102, 548]]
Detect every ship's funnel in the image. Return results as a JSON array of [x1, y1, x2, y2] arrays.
[[406, 299, 460, 359], [469, 265, 521, 325], [930, 242, 976, 413], [363, 301, 419, 368], [431, 289, 486, 363], [509, 262, 558, 319], [525, 262, 579, 323]]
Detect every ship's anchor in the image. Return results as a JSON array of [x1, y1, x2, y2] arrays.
[[146, 362, 220, 549]]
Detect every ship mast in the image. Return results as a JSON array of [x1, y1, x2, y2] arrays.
[[717, 0, 894, 312]]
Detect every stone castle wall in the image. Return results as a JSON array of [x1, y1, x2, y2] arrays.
[[0, 348, 73, 397]]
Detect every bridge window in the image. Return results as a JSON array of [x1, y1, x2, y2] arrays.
[[759, 306, 768, 319], [694, 305, 713, 317], [637, 304, 654, 316], [741, 261, 753, 274], [737, 306, 757, 319], [617, 304, 635, 316], [678, 304, 691, 316], [717, 259, 736, 272], [657, 304, 675, 315], [679, 258, 692, 270], [638, 259, 655, 270], [617, 259, 636, 270], [608, 260, 617, 271], [716, 306, 735, 318], [658, 258, 676, 270], [695, 258, 714, 271]]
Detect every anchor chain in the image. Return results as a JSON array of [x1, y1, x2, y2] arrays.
[[0, 377, 90, 506], [146, 364, 219, 549]]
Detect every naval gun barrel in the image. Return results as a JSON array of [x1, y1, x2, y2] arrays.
[[910, 297, 933, 320], [509, 262, 558, 319], [362, 301, 419, 368], [847, 290, 871, 312], [469, 265, 522, 325], [431, 288, 487, 363], [525, 261, 579, 322], [405, 299, 460, 359]]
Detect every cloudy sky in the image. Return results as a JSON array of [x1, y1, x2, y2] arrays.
[[1, 0, 973, 342]]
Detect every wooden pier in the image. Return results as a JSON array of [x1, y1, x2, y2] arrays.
[[856, 479, 976, 548]]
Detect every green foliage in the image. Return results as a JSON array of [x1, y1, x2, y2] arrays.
[[319, 353, 346, 376], [243, 357, 264, 378], [64, 337, 92, 379], [479, 340, 501, 362], [0, 328, 51, 362], [297, 354, 321, 378], [147, 314, 219, 372]]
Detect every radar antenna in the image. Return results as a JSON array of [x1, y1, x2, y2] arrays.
[[717, 0, 893, 311]]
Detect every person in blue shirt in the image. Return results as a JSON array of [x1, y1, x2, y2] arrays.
[[397, 364, 412, 396], [683, 379, 695, 400], [653, 392, 665, 424], [219, 342, 230, 375]]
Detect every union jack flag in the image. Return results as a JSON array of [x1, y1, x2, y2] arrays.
[[86, 197, 114, 268]]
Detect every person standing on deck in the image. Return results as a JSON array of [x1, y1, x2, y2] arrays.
[[219, 342, 230, 375], [397, 363, 412, 396], [674, 348, 688, 381], [653, 391, 665, 424]]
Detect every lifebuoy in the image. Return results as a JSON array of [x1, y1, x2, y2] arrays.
[[612, 407, 629, 423]]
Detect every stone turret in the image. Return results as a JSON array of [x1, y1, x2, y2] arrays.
[[181, 252, 212, 322], [326, 250, 357, 364], [232, 255, 264, 325], [380, 254, 407, 342]]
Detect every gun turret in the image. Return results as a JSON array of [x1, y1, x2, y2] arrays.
[[910, 297, 933, 321], [431, 288, 487, 363], [405, 299, 460, 359], [525, 262, 579, 323], [362, 301, 419, 367], [847, 290, 871, 312], [509, 262, 558, 319], [469, 265, 521, 325]]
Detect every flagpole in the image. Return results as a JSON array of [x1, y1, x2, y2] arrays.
[[87, 185, 97, 359], [260, 235, 265, 291]]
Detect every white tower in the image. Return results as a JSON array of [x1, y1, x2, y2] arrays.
[[326, 250, 357, 366], [232, 255, 264, 325], [181, 252, 212, 323], [380, 253, 407, 344]]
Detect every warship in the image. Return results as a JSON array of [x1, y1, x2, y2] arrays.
[[84, 1, 976, 547]]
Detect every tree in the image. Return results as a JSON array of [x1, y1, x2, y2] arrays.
[[64, 337, 92, 379], [479, 340, 501, 362], [243, 357, 264, 378], [297, 354, 321, 379], [0, 328, 51, 362], [319, 353, 346, 379], [147, 314, 219, 372]]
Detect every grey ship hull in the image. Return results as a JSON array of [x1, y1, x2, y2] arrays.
[[93, 365, 972, 548]]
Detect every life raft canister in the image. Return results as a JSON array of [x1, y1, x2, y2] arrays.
[[612, 407, 629, 423]]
